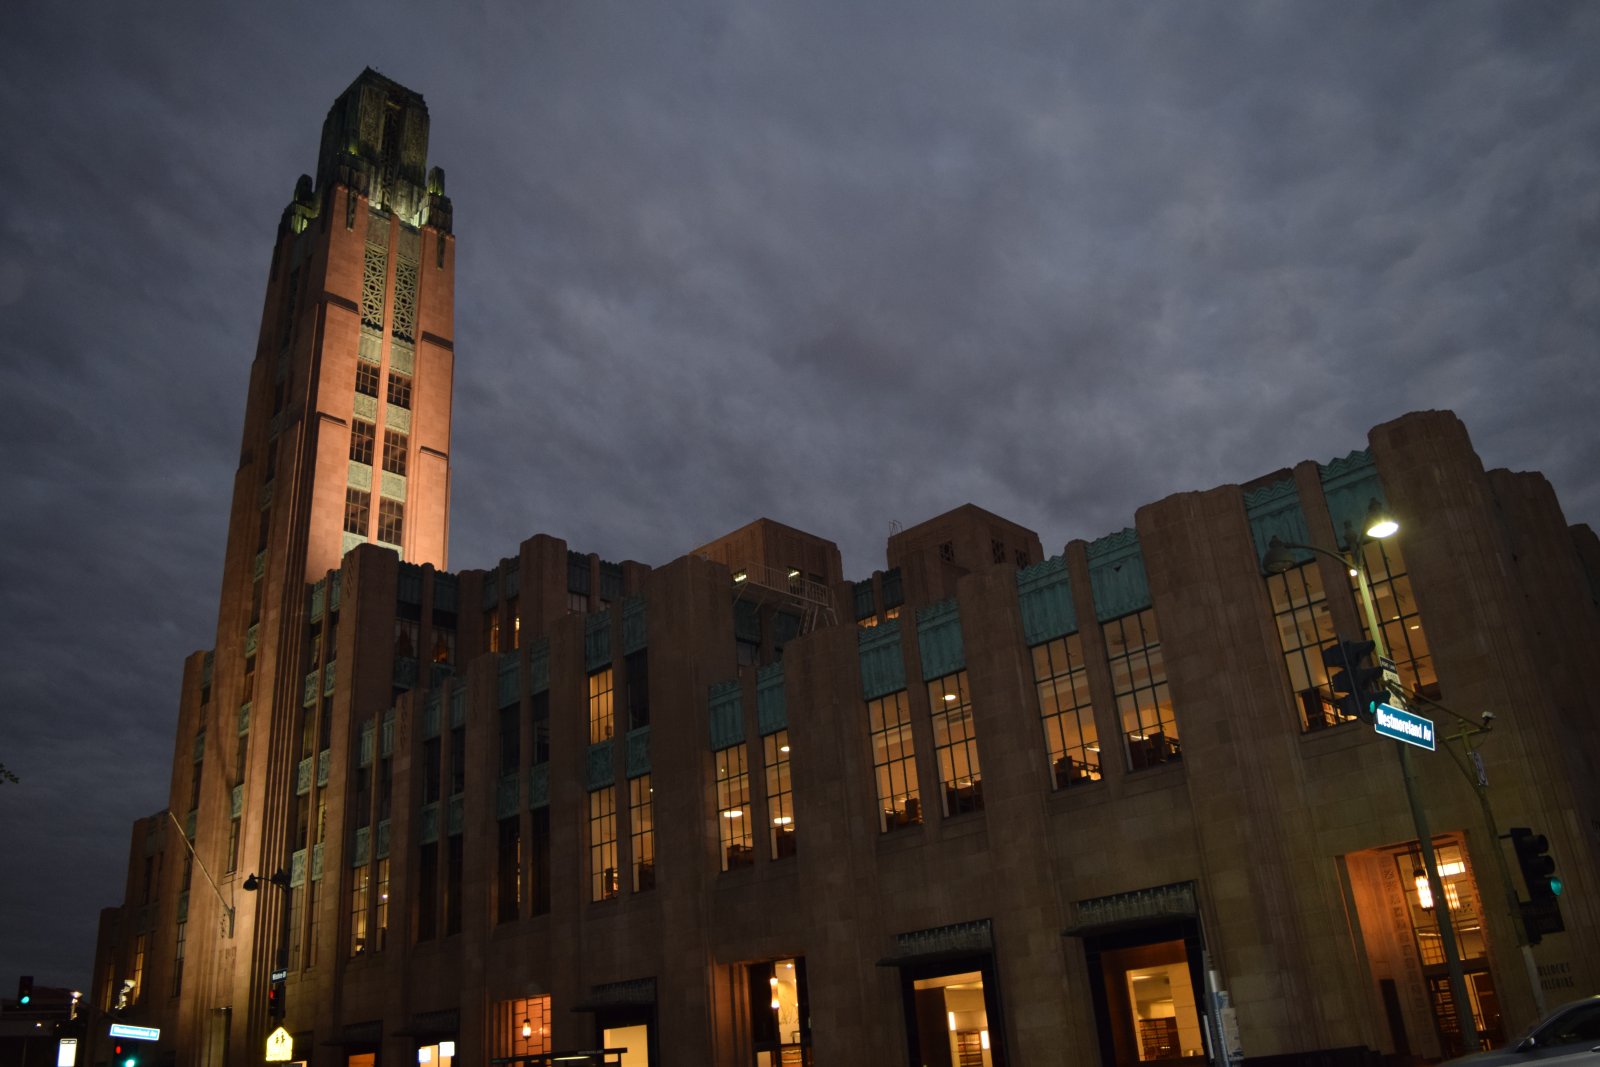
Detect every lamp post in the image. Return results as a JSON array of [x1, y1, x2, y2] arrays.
[[243, 869, 292, 1029], [1264, 503, 1480, 1056]]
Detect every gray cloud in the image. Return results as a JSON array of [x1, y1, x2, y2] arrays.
[[3, 0, 1597, 985]]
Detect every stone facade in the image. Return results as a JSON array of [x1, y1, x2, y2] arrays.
[[92, 74, 1600, 1067]]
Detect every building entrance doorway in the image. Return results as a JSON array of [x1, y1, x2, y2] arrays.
[[1082, 920, 1208, 1067], [894, 956, 1006, 1067], [747, 956, 811, 1066], [1343, 836, 1505, 1059], [601, 1023, 650, 1067]]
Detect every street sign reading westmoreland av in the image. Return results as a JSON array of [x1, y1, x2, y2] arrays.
[[1375, 702, 1435, 751]]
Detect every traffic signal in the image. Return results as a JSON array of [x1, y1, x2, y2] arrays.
[[17, 974, 31, 1006], [114, 1043, 139, 1067], [1510, 827, 1563, 900], [1322, 639, 1387, 719], [267, 976, 285, 1018]]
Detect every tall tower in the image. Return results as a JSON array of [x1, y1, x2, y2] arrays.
[[92, 70, 455, 1064]]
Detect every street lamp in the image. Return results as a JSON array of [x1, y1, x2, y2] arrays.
[[243, 869, 292, 1022], [1263, 502, 1480, 1056]]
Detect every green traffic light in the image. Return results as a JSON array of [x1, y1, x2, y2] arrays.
[[18, 994, 28, 1005], [124, 1058, 136, 1067], [1550, 876, 1564, 897]]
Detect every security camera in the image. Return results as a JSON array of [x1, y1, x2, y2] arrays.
[[1480, 711, 1496, 727]]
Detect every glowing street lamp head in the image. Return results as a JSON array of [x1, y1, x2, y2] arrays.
[[1365, 499, 1399, 539]]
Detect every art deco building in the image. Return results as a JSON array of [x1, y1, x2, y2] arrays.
[[92, 72, 1600, 1067]]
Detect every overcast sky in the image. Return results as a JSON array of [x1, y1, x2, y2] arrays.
[[2, 1, 1597, 988]]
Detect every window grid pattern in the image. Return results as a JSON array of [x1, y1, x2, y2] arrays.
[[382, 431, 408, 476], [1033, 633, 1101, 787], [867, 691, 921, 832], [927, 671, 983, 816], [630, 775, 655, 892], [377, 499, 403, 545], [171, 920, 185, 998], [355, 362, 380, 398], [1267, 562, 1345, 730], [494, 996, 553, 1059], [350, 420, 375, 465], [387, 372, 412, 409], [350, 865, 369, 957], [344, 488, 370, 536], [1104, 608, 1180, 770], [1357, 539, 1438, 700], [374, 857, 390, 952], [588, 788, 618, 902], [715, 744, 754, 870], [764, 732, 795, 859], [588, 667, 614, 743]]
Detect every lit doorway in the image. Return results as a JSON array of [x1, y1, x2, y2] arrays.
[[603, 1023, 649, 1067], [1082, 921, 1208, 1067], [897, 957, 1006, 1067], [595, 1007, 655, 1067], [1343, 836, 1505, 1059], [749, 957, 812, 1066]]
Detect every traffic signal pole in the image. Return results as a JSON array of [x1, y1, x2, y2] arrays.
[[1434, 724, 1548, 1018], [1351, 554, 1480, 1055]]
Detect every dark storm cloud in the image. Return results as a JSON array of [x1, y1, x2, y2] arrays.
[[3, 0, 1597, 985]]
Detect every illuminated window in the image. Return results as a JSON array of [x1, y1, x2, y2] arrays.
[[1357, 539, 1438, 701], [386, 372, 411, 409], [131, 934, 145, 1005], [764, 732, 795, 859], [350, 864, 369, 956], [589, 788, 618, 901], [350, 419, 375, 465], [868, 691, 921, 832], [1104, 609, 1180, 770], [377, 499, 403, 545], [374, 857, 390, 952], [494, 995, 552, 1059], [381, 430, 408, 476], [630, 775, 655, 892], [588, 667, 614, 743], [927, 671, 982, 816], [1033, 633, 1101, 787], [344, 488, 370, 536], [1267, 561, 1344, 730], [507, 598, 520, 650], [355, 362, 380, 398], [485, 609, 500, 652], [716, 744, 754, 870]]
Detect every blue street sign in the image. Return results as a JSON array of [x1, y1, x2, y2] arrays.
[[1374, 702, 1435, 751], [108, 1024, 161, 1041]]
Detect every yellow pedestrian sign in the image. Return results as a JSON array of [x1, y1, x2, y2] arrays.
[[265, 1026, 294, 1062]]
